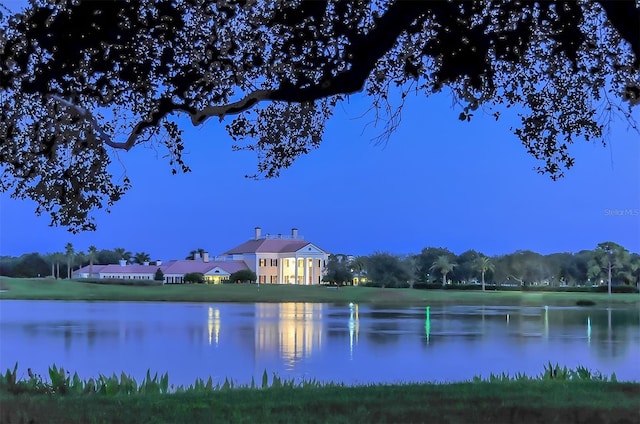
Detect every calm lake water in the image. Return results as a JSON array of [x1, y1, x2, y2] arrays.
[[0, 300, 639, 386]]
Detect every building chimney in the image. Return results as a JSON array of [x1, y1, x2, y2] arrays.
[[156, 260, 162, 266], [277, 233, 282, 239], [254, 227, 262, 240], [193, 252, 201, 261], [143, 261, 149, 266], [292, 228, 298, 239], [203, 252, 209, 263], [119, 259, 127, 267]]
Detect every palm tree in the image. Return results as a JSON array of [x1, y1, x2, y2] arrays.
[[474, 256, 495, 291], [75, 251, 86, 272], [54, 252, 62, 279], [88, 245, 97, 277], [65, 243, 74, 279], [134, 252, 151, 265], [114, 247, 132, 263], [186, 248, 205, 260], [45, 252, 62, 278], [430, 255, 457, 287]]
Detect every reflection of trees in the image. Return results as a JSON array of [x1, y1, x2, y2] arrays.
[[29, 321, 125, 352], [254, 303, 323, 369], [590, 308, 638, 360], [362, 306, 417, 345], [87, 327, 96, 348], [430, 308, 488, 342], [187, 323, 206, 345], [512, 307, 639, 360], [364, 322, 401, 345], [64, 324, 72, 351]]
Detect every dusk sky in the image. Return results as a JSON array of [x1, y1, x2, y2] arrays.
[[1, 87, 638, 261]]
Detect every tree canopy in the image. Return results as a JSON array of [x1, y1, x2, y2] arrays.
[[229, 269, 257, 283], [1, 0, 638, 231], [323, 253, 354, 285]]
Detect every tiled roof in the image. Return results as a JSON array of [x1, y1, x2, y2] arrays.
[[74, 264, 110, 274], [74, 260, 249, 276], [161, 260, 248, 275], [207, 261, 249, 274], [76, 264, 159, 274], [224, 239, 325, 254]]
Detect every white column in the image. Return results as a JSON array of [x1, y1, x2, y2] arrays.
[[303, 258, 308, 285], [255, 256, 260, 282], [311, 258, 315, 285], [294, 256, 298, 285]]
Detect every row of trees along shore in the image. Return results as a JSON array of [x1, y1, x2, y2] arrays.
[[323, 242, 640, 293], [0, 245, 236, 279], [0, 245, 154, 280], [1, 241, 638, 293]]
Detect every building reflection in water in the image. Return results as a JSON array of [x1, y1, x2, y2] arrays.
[[208, 307, 221, 346], [255, 303, 323, 370], [349, 303, 359, 359]]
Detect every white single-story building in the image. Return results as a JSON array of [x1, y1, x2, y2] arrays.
[[73, 258, 249, 284]]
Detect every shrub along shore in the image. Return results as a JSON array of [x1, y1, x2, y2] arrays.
[[1, 277, 639, 306], [1, 363, 639, 424]]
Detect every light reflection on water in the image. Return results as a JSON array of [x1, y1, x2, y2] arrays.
[[0, 300, 638, 386]]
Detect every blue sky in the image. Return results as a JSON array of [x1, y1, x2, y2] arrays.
[[1, 88, 638, 260]]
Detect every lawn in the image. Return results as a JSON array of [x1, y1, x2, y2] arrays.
[[1, 277, 639, 306], [3, 382, 639, 424], [1, 362, 639, 424]]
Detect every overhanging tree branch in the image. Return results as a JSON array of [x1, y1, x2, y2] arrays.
[[2, 0, 638, 232], [135, 1, 433, 145], [49, 95, 120, 148], [597, 0, 640, 65], [47, 1, 639, 153]]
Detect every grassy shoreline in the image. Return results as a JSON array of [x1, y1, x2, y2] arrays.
[[1, 277, 639, 306], [4, 382, 639, 424], [2, 364, 639, 424]]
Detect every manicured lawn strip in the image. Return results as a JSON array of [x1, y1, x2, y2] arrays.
[[1, 277, 639, 306], [2, 381, 639, 424]]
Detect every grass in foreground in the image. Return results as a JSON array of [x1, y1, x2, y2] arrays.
[[1, 364, 638, 424], [1, 277, 639, 306]]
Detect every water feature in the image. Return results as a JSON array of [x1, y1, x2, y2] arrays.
[[1, 300, 638, 386]]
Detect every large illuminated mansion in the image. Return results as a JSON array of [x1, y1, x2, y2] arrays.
[[73, 227, 330, 285]]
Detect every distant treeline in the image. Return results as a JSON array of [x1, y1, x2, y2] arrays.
[[2, 242, 639, 292], [324, 241, 640, 290], [0, 246, 155, 279]]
